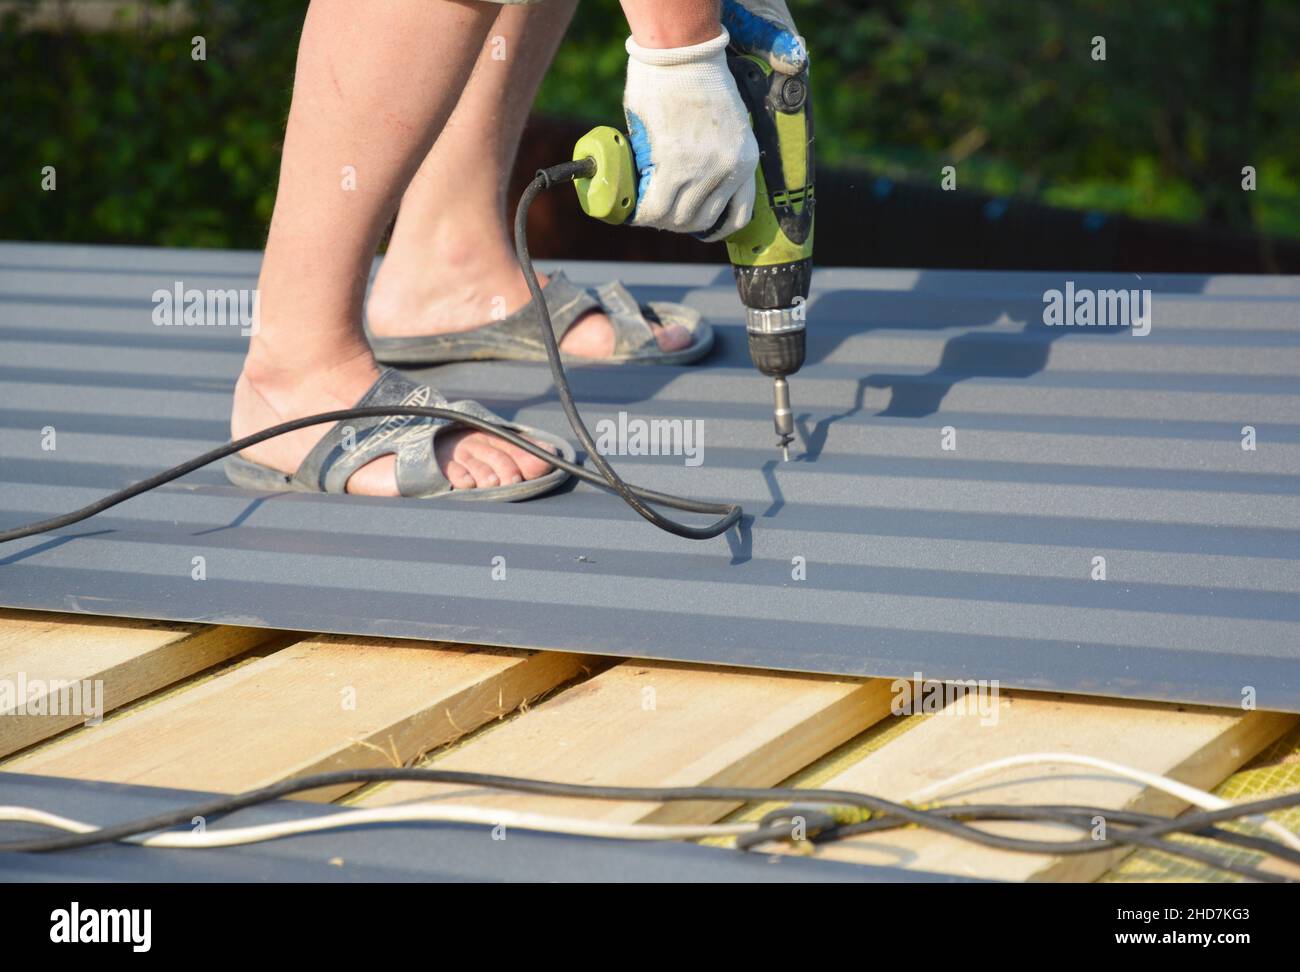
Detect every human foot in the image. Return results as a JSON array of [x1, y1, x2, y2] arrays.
[[366, 242, 693, 360], [231, 350, 556, 497]]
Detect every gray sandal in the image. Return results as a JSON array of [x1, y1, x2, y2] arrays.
[[224, 368, 574, 501], [367, 271, 714, 367]]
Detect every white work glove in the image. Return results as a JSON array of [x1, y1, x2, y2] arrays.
[[721, 0, 808, 75], [623, 29, 759, 242]]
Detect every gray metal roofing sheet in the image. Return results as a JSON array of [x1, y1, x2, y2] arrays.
[[1, 241, 1299, 711], [0, 772, 955, 882]]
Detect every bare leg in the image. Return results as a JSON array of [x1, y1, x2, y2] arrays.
[[365, 0, 690, 358], [234, 0, 555, 496]]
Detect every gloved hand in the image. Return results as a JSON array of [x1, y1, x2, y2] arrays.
[[622, 29, 759, 242], [722, 0, 807, 76]]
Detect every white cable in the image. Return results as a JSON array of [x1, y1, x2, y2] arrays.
[[0, 802, 756, 850], [904, 751, 1300, 853], [5, 754, 1295, 854]]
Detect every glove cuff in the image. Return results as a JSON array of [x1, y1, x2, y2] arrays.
[[625, 29, 730, 67]]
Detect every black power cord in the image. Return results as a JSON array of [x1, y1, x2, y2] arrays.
[[0, 768, 970, 854], [516, 163, 741, 539], [744, 802, 1300, 882], [0, 161, 741, 546], [2, 766, 1296, 882]]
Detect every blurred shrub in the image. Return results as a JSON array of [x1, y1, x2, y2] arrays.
[[794, 0, 1300, 238], [3, 0, 1298, 247], [1, 0, 301, 247], [539, 0, 1300, 239]]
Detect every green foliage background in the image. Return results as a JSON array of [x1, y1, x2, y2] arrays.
[[3, 0, 1297, 247]]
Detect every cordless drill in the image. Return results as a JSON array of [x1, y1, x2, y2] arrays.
[[571, 52, 815, 461]]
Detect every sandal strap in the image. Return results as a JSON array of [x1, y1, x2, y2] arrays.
[[489, 270, 603, 347], [591, 280, 659, 357], [539, 270, 604, 340], [415, 399, 535, 496], [290, 368, 478, 498]]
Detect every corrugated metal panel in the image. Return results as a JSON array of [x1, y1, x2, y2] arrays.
[[1, 241, 1298, 711]]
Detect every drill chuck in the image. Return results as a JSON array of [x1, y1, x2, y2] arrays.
[[747, 319, 804, 461], [746, 323, 805, 377]]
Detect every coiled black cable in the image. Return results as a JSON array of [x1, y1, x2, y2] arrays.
[[3, 765, 1297, 883], [515, 161, 741, 539], [740, 802, 1300, 882], [0, 161, 741, 546]]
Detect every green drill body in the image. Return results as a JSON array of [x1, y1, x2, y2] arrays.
[[572, 52, 815, 460]]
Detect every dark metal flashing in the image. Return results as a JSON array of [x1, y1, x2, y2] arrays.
[[1, 242, 1298, 710]]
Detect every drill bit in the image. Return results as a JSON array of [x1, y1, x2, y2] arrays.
[[772, 376, 794, 461]]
